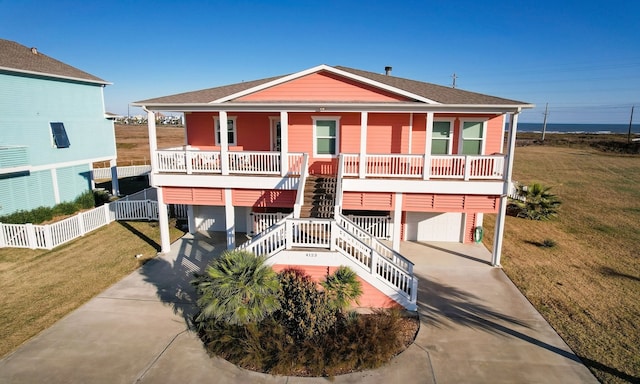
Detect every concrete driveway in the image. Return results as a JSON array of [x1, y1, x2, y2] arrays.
[[0, 233, 598, 383]]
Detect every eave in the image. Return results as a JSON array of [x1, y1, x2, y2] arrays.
[[0, 66, 111, 86], [132, 101, 534, 114]]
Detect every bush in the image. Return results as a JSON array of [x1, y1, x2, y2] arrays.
[[193, 250, 281, 327], [322, 266, 363, 312], [0, 190, 104, 224], [276, 268, 337, 343], [508, 182, 561, 220]]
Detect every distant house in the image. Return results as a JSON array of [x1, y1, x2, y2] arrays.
[[0, 39, 118, 216], [134, 64, 533, 310]]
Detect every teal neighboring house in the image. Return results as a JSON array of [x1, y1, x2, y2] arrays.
[[0, 39, 118, 216]]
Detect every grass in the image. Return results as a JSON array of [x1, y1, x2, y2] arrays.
[[0, 220, 184, 358], [483, 141, 640, 384]]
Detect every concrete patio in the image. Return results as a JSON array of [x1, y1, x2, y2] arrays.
[[0, 232, 598, 383]]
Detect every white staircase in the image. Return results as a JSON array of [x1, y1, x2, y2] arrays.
[[239, 213, 418, 311]]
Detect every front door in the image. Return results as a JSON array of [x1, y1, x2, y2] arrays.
[[271, 119, 281, 151]]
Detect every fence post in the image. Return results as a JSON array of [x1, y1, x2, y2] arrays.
[[410, 277, 419, 306], [77, 212, 86, 236], [330, 221, 338, 251], [0, 223, 5, 248], [44, 225, 53, 250], [104, 202, 112, 223], [26, 223, 37, 250], [285, 220, 293, 249]]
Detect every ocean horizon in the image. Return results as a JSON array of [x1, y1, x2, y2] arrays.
[[512, 122, 639, 134]]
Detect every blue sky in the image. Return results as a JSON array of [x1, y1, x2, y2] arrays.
[[2, 0, 639, 124]]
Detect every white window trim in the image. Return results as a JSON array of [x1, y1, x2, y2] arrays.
[[312, 116, 340, 158], [213, 116, 237, 146], [269, 116, 281, 151], [432, 118, 455, 155], [458, 119, 487, 155]]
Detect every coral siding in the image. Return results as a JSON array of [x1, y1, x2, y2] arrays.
[[185, 113, 213, 147], [236, 71, 410, 102], [402, 193, 498, 213], [485, 115, 504, 154], [163, 187, 224, 205], [411, 113, 427, 154], [270, 265, 401, 309], [464, 213, 477, 243], [232, 189, 296, 208], [342, 192, 395, 210], [366, 114, 410, 154]]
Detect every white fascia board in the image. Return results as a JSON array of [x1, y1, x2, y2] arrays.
[[0, 165, 32, 175], [137, 103, 531, 114], [211, 64, 332, 103], [210, 64, 439, 105], [152, 174, 300, 190], [342, 179, 504, 195], [0, 66, 112, 86]]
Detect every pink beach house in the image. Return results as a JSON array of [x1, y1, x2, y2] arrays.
[[132, 65, 533, 310]]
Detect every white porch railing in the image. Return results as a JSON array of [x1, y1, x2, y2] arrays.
[[341, 153, 505, 180], [155, 149, 304, 176], [250, 212, 290, 235], [239, 216, 417, 309], [346, 214, 390, 239], [92, 165, 152, 180]]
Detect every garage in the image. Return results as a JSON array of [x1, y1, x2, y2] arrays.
[[405, 212, 464, 242], [193, 205, 250, 232]]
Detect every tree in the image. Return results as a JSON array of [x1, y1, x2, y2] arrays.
[[193, 249, 281, 327], [508, 182, 561, 220], [322, 266, 363, 312]]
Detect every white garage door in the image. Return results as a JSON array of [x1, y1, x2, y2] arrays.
[[405, 212, 464, 242]]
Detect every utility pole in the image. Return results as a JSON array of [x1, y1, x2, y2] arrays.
[[541, 103, 549, 142], [451, 73, 458, 88], [628, 105, 635, 144]]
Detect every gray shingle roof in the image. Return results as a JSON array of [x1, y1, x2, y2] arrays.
[[0, 39, 108, 84], [135, 65, 529, 106]]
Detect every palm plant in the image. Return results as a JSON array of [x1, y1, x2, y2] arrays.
[[193, 249, 281, 327], [508, 182, 561, 220], [322, 266, 363, 312]]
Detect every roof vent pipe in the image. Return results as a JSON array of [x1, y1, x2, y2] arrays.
[[384, 66, 392, 76], [31, 47, 38, 55]]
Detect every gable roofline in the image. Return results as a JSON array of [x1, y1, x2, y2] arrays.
[[0, 66, 111, 86], [0, 39, 110, 86], [211, 64, 439, 104]]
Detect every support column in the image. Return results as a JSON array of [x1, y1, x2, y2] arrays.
[[219, 111, 229, 175], [51, 168, 60, 204], [147, 109, 158, 171], [392, 192, 403, 251], [280, 111, 289, 176], [110, 158, 120, 196], [156, 187, 171, 253], [187, 205, 196, 234], [224, 188, 235, 249], [423, 112, 434, 180], [358, 111, 368, 179], [492, 111, 520, 266]]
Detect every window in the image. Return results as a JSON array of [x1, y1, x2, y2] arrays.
[[461, 121, 485, 155], [50, 122, 70, 148], [431, 121, 452, 155], [213, 117, 236, 146], [313, 118, 339, 156]]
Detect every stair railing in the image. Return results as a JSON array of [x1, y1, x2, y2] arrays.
[[293, 153, 309, 218], [336, 213, 413, 274]]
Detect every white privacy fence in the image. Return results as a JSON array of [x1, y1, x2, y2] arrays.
[[0, 199, 185, 250]]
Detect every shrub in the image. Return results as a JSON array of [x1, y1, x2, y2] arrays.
[[508, 182, 561, 220], [276, 268, 337, 342], [193, 250, 281, 327], [52, 201, 79, 216], [321, 266, 362, 311], [74, 190, 96, 209]]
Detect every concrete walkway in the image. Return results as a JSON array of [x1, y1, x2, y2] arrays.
[[0, 233, 598, 383]]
